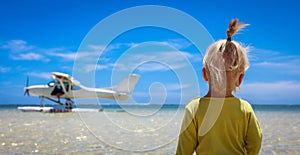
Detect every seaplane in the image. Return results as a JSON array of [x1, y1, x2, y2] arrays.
[[18, 72, 140, 113]]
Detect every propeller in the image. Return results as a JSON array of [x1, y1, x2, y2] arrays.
[[24, 76, 30, 96]]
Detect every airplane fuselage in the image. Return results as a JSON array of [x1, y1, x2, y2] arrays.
[[25, 84, 129, 100], [24, 73, 140, 102]]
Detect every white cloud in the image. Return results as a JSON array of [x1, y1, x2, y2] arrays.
[[158, 39, 192, 50], [106, 43, 136, 51], [249, 47, 298, 62], [27, 72, 52, 79], [84, 64, 111, 72], [248, 47, 300, 75], [0, 66, 11, 73], [242, 81, 300, 93], [166, 83, 190, 91], [87, 45, 106, 51], [10, 52, 49, 61], [2, 39, 78, 62], [252, 57, 300, 75], [181, 51, 203, 62], [47, 52, 77, 61], [2, 40, 49, 61], [113, 50, 199, 72], [239, 81, 300, 104], [2, 39, 198, 64], [135, 62, 169, 72], [101, 40, 198, 72], [247, 47, 287, 63], [1, 40, 34, 52], [135, 62, 187, 72], [62, 44, 121, 62], [79, 43, 135, 57]]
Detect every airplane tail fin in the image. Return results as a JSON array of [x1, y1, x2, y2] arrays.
[[112, 74, 140, 95]]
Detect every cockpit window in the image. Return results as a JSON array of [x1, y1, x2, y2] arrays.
[[48, 80, 80, 90], [48, 81, 55, 87], [72, 84, 81, 90]]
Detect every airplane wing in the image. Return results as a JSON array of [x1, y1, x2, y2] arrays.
[[51, 72, 72, 82]]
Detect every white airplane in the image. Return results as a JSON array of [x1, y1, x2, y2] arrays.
[[19, 72, 140, 112]]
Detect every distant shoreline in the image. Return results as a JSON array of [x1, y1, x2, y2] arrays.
[[0, 103, 300, 106], [1, 104, 300, 112]]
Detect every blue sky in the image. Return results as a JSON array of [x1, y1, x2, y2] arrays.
[[0, 0, 300, 105]]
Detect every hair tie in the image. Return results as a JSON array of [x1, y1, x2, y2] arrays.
[[226, 19, 249, 42], [227, 37, 232, 42]]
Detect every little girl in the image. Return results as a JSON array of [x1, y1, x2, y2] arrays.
[[176, 19, 262, 155]]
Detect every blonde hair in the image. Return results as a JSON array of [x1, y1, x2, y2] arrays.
[[203, 19, 249, 92]]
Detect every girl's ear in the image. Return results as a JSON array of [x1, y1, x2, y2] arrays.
[[237, 73, 245, 86], [202, 67, 209, 82]]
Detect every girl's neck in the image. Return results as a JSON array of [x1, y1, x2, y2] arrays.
[[204, 90, 234, 98]]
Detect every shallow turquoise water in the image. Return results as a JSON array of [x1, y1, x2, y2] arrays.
[[0, 104, 299, 154]]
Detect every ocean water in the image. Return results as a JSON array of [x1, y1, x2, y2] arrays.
[[0, 104, 299, 154]]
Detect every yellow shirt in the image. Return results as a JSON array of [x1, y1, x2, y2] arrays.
[[176, 97, 262, 155]]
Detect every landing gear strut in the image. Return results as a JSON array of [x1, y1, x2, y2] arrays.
[[40, 97, 45, 107]]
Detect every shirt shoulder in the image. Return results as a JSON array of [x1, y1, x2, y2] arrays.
[[185, 96, 200, 115], [238, 98, 254, 112]]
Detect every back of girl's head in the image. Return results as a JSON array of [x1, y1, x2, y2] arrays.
[[203, 19, 249, 92]]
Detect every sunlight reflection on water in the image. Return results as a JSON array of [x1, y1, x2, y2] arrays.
[[0, 106, 299, 154]]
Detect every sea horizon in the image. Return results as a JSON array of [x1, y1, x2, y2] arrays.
[[1, 102, 300, 106]]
